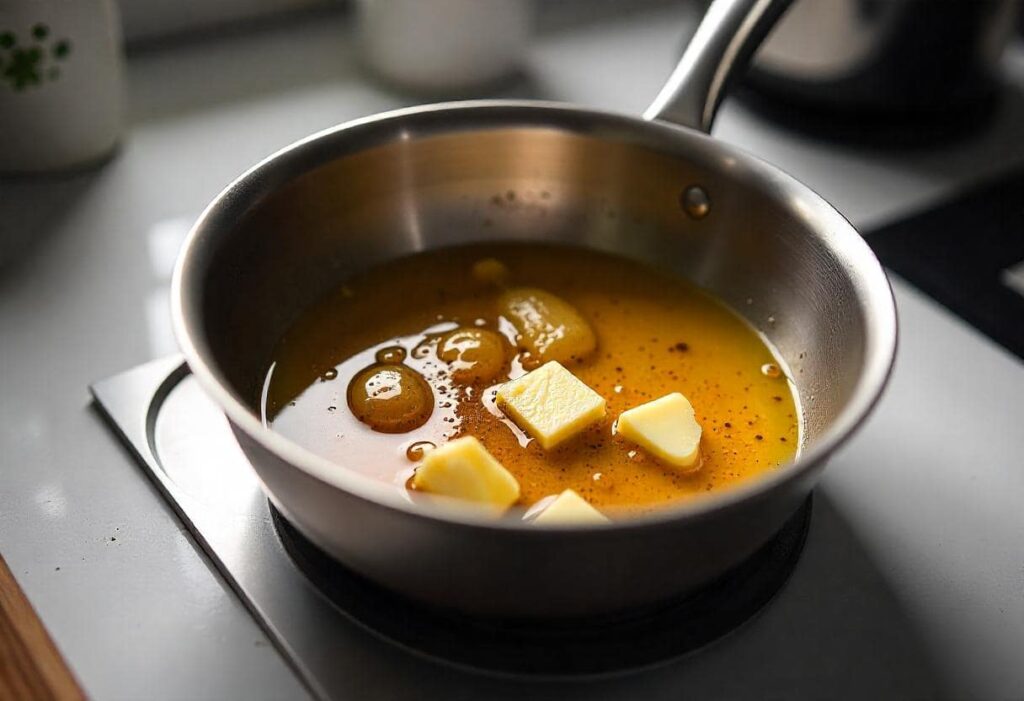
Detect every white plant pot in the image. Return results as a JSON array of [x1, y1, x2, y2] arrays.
[[0, 0, 125, 173]]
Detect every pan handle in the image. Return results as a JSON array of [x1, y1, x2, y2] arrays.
[[644, 0, 791, 133]]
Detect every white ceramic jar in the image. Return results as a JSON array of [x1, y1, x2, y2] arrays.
[[357, 0, 533, 95], [0, 0, 125, 173]]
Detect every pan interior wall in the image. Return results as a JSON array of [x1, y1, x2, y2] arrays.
[[196, 125, 868, 449]]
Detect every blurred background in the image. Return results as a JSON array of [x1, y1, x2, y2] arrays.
[[3, 0, 1022, 358]]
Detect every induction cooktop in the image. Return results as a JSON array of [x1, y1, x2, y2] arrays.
[[90, 358, 811, 699]]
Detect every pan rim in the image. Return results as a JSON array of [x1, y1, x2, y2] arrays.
[[171, 99, 898, 533]]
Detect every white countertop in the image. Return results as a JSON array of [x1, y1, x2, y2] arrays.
[[1, 5, 1023, 699]]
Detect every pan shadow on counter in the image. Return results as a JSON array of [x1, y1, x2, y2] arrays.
[[0, 172, 101, 283]]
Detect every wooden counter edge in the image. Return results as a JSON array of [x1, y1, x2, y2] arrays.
[[0, 554, 86, 701]]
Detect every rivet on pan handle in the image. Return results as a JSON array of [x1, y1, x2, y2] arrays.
[[644, 0, 792, 134]]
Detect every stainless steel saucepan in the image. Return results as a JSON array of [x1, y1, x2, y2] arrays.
[[172, 0, 897, 617]]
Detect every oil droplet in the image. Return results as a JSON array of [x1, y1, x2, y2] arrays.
[[405, 441, 436, 462], [347, 364, 434, 433], [518, 352, 541, 371], [375, 345, 407, 364], [760, 363, 782, 379], [320, 368, 338, 381], [471, 258, 510, 286], [411, 334, 442, 359], [681, 185, 711, 220], [613, 385, 623, 394], [437, 327, 510, 384]]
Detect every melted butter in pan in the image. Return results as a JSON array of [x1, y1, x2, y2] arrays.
[[264, 243, 799, 513]]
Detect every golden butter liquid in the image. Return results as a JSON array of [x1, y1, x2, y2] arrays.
[[264, 243, 799, 513]]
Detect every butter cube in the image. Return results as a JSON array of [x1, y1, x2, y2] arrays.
[[533, 489, 609, 526], [496, 361, 606, 449], [411, 437, 520, 509], [617, 393, 702, 470]]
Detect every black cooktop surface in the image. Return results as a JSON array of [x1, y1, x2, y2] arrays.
[[865, 168, 1024, 360], [273, 498, 812, 677]]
